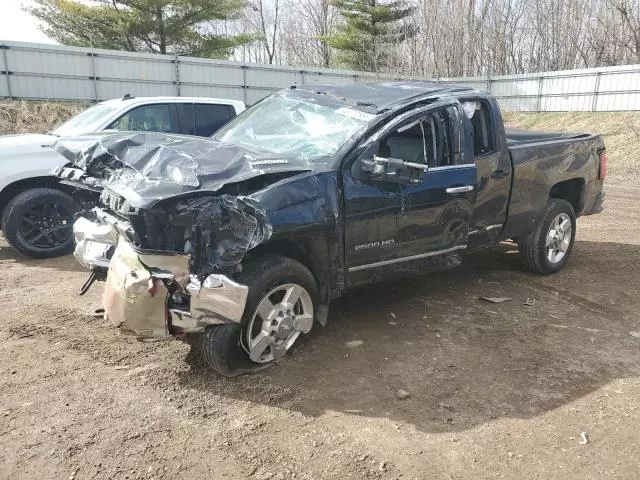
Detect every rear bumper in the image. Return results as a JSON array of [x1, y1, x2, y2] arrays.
[[582, 191, 605, 216]]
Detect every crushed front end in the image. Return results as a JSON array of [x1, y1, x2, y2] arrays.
[[72, 198, 261, 338], [54, 132, 296, 339]]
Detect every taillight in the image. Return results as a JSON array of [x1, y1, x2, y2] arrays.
[[599, 151, 607, 179]]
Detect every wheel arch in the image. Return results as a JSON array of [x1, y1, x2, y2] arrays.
[[549, 178, 585, 215], [245, 238, 317, 282], [244, 237, 332, 326], [0, 176, 71, 226]]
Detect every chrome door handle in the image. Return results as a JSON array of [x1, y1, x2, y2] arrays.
[[446, 185, 475, 194]]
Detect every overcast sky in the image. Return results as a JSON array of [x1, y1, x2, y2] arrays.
[[1, 0, 57, 44]]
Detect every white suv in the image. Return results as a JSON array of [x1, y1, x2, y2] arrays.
[[0, 95, 245, 258]]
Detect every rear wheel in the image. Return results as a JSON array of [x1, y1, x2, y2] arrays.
[[200, 255, 317, 377], [518, 198, 576, 274], [1, 188, 76, 258]]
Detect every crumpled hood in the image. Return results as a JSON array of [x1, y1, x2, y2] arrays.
[[54, 132, 313, 208], [0, 133, 58, 157]]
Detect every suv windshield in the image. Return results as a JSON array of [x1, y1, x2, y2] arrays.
[[213, 93, 374, 162], [52, 103, 118, 136]]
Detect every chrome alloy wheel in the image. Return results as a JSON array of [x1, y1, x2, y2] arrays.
[[546, 213, 572, 264], [243, 283, 314, 363]]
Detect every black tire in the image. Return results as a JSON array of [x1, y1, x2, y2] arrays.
[[1, 187, 76, 258], [518, 198, 576, 274], [200, 255, 318, 377]]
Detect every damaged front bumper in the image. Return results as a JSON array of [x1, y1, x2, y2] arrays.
[[72, 208, 126, 270], [73, 210, 248, 337]]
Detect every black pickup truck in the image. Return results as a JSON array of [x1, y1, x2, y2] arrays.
[[57, 81, 606, 376]]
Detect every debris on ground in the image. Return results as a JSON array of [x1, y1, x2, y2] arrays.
[[480, 296, 512, 303], [523, 297, 536, 306], [629, 331, 640, 338], [345, 340, 364, 348], [394, 389, 410, 400], [390, 312, 397, 319], [579, 432, 589, 445], [388, 321, 398, 326]]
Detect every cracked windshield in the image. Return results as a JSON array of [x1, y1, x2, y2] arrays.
[[214, 93, 372, 162]]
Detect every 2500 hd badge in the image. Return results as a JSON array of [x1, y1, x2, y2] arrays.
[[355, 239, 396, 250]]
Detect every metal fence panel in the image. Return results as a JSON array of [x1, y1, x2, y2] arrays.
[[497, 97, 539, 111], [3, 41, 640, 111], [598, 92, 640, 110], [245, 66, 299, 89], [493, 78, 537, 98], [0, 47, 8, 98], [179, 59, 245, 88], [94, 54, 173, 83], [97, 79, 175, 99], [179, 84, 245, 102], [7, 44, 92, 77], [10, 75, 94, 101]]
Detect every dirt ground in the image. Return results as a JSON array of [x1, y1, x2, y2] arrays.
[[1, 183, 638, 479], [1, 111, 640, 479]]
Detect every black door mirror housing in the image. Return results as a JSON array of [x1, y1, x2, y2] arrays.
[[357, 155, 427, 185]]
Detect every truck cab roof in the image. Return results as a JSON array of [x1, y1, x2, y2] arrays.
[[293, 81, 478, 113]]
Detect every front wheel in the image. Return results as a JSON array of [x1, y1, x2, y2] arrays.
[[518, 198, 576, 274], [200, 255, 318, 377], [1, 188, 76, 258]]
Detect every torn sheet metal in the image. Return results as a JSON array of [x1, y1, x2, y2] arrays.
[[73, 216, 116, 270], [102, 240, 189, 337], [103, 238, 249, 337], [54, 132, 312, 209], [181, 274, 248, 327], [177, 194, 273, 273]]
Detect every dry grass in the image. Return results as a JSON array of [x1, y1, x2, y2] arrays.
[[504, 111, 640, 185], [0, 100, 86, 135], [0, 101, 636, 185]]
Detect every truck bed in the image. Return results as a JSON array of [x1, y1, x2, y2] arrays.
[[502, 131, 605, 240], [505, 128, 591, 146]]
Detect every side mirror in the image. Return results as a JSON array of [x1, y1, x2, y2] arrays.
[[357, 155, 427, 185]]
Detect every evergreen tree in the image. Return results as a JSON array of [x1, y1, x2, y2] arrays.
[[28, 0, 251, 58], [324, 0, 417, 71]]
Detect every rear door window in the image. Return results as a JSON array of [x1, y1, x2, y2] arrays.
[[463, 100, 495, 156], [194, 103, 236, 136]]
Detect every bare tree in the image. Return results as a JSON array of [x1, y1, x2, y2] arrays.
[[611, 0, 640, 62], [226, 0, 640, 77], [246, 0, 282, 64]]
